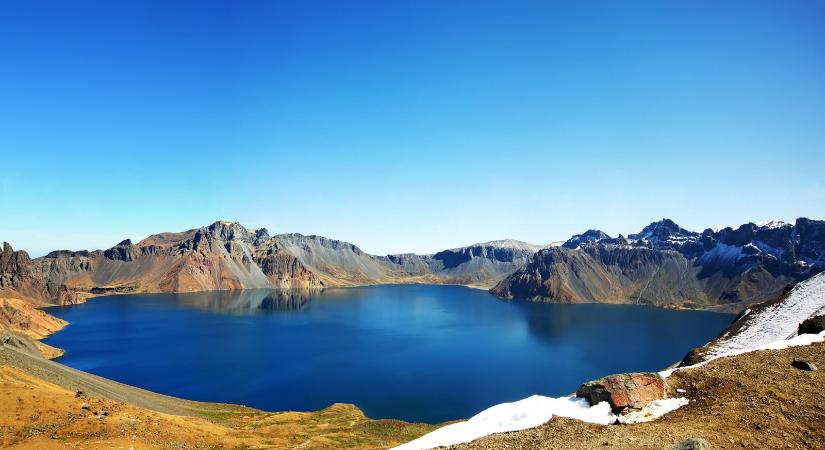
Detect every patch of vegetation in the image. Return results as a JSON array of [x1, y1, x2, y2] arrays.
[[21, 421, 61, 438]]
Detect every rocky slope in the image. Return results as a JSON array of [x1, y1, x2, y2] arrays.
[[492, 218, 825, 310], [3, 217, 824, 311], [0, 221, 545, 307], [680, 272, 825, 365]]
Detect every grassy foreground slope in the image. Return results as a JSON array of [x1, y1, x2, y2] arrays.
[[0, 338, 435, 449]]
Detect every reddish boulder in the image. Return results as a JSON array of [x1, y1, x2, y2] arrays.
[[576, 372, 666, 413]]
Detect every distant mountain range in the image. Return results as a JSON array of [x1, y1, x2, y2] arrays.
[[2, 218, 823, 311]]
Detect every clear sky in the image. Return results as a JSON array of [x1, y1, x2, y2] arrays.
[[1, 1, 824, 257]]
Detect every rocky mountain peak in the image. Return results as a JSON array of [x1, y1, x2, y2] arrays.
[[206, 221, 254, 242], [0, 241, 34, 291], [629, 219, 699, 251], [104, 239, 137, 262], [631, 218, 696, 240], [562, 230, 611, 249], [255, 228, 270, 240], [472, 239, 545, 252]]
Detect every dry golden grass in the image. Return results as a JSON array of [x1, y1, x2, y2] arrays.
[[0, 365, 435, 449]]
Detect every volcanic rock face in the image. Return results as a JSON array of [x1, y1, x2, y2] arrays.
[[562, 230, 611, 249], [1, 242, 35, 294], [1, 222, 546, 305], [493, 218, 825, 309], [799, 315, 825, 335], [3, 217, 824, 310]]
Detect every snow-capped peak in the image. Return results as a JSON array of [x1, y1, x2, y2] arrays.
[[755, 220, 790, 229], [472, 239, 547, 252]]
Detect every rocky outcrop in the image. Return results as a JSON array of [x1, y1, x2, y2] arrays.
[[0, 242, 43, 301], [799, 314, 825, 335], [576, 372, 667, 414], [103, 239, 137, 262], [253, 246, 323, 289], [562, 230, 611, 249]]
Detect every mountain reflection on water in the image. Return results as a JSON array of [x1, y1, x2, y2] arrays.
[[172, 289, 321, 314]]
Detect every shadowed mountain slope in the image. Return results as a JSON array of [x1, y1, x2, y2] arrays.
[[492, 218, 825, 310]]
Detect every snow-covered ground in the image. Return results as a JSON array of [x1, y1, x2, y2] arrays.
[[394, 272, 825, 450], [393, 392, 692, 450], [701, 272, 825, 360]]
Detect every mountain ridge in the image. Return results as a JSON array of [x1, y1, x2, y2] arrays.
[[2, 217, 823, 311], [492, 217, 825, 310]]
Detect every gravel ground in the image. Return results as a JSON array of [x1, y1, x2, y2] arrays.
[[452, 341, 825, 450]]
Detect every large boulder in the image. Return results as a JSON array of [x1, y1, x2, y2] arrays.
[[576, 372, 666, 413], [799, 314, 825, 335]]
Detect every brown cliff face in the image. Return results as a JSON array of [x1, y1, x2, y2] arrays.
[[2, 222, 549, 306], [0, 242, 45, 302], [491, 246, 708, 308], [253, 246, 323, 289], [7, 222, 327, 305]]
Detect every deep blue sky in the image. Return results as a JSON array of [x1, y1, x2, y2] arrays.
[[2, 1, 824, 256]]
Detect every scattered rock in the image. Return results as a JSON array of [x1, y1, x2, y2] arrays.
[[74, 391, 84, 398], [791, 359, 817, 371], [576, 372, 666, 413], [102, 410, 109, 416], [673, 437, 711, 450], [799, 314, 825, 335], [80, 402, 90, 410]]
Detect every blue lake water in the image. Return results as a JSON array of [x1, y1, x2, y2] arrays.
[[44, 285, 733, 423]]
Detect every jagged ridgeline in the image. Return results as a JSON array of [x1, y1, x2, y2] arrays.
[[0, 221, 542, 305], [492, 218, 825, 309], [1, 218, 823, 310]]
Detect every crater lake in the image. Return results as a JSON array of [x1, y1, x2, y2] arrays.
[[44, 285, 733, 423]]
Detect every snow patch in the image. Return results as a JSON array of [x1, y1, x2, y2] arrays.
[[660, 330, 825, 378], [755, 220, 790, 229], [617, 398, 689, 424], [471, 239, 546, 252], [392, 396, 616, 450], [697, 243, 743, 266]]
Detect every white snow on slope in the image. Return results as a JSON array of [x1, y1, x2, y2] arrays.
[[392, 396, 615, 450], [393, 392, 695, 450], [755, 220, 790, 229], [702, 272, 825, 360], [469, 239, 547, 252], [618, 398, 689, 424], [660, 330, 825, 378]]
